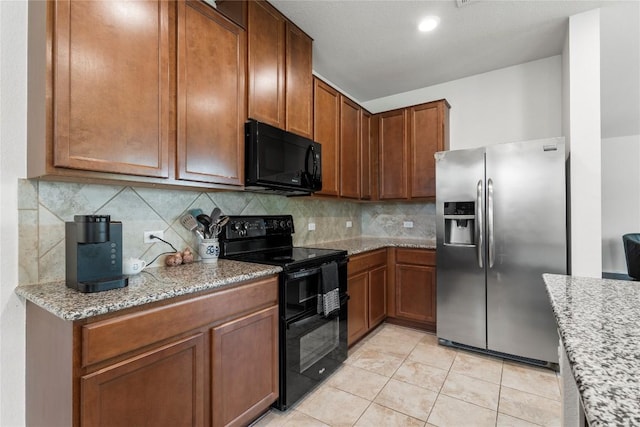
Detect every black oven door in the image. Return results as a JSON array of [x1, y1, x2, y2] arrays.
[[279, 296, 348, 410]]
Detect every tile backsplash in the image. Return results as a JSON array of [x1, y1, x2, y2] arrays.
[[18, 179, 435, 285]]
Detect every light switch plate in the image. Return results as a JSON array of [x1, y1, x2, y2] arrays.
[[403, 221, 414, 228], [346, 221, 353, 228], [308, 223, 316, 231]]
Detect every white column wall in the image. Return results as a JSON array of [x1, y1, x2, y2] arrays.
[[601, 134, 640, 273], [0, 1, 28, 426], [566, 9, 602, 277]]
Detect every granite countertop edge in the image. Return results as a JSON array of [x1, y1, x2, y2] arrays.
[[542, 273, 640, 426], [16, 237, 435, 322], [309, 237, 436, 254], [16, 260, 282, 321]]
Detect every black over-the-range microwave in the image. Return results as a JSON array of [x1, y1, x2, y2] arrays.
[[245, 119, 322, 196]]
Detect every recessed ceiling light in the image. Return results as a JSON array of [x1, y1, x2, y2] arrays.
[[418, 16, 440, 32]]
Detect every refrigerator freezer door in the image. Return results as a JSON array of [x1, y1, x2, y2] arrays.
[[436, 148, 486, 349], [485, 138, 566, 363]]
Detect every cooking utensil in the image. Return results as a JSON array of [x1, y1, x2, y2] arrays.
[[210, 207, 221, 225], [180, 213, 199, 233], [196, 214, 212, 238], [209, 215, 229, 237], [195, 222, 205, 240]]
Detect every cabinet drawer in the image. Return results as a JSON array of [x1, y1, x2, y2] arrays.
[[348, 249, 387, 275], [395, 248, 436, 266], [82, 275, 278, 367]]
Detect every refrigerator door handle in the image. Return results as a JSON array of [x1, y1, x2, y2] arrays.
[[476, 180, 484, 268], [487, 178, 495, 268]]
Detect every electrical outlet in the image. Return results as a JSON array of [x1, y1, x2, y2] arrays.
[[346, 221, 353, 228], [308, 223, 316, 231], [144, 230, 164, 243], [403, 221, 414, 228]]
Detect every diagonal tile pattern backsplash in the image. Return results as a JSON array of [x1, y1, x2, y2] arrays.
[[18, 179, 435, 285]]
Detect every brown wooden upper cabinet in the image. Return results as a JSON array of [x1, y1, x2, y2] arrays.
[[313, 77, 373, 200], [49, 0, 171, 178], [408, 100, 450, 198], [29, 0, 248, 189], [360, 110, 373, 200], [377, 99, 450, 200], [176, 1, 246, 186], [339, 96, 361, 199], [313, 78, 340, 197], [248, 1, 313, 138], [378, 109, 409, 199]]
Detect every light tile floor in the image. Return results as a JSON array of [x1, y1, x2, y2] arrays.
[[254, 323, 562, 427]]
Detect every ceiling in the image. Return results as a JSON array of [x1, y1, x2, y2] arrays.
[[270, 0, 640, 138]]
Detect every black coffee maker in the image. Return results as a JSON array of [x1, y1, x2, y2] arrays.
[[65, 215, 128, 293]]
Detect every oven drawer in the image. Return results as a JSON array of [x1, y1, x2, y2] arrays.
[[348, 249, 387, 275]]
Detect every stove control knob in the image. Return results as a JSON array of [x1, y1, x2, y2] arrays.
[[243, 221, 250, 230], [286, 219, 293, 229], [233, 222, 241, 231], [279, 220, 286, 229]]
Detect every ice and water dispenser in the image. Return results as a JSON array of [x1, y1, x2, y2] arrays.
[[443, 201, 476, 246]]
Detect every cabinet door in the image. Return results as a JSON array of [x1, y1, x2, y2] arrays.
[[347, 271, 368, 346], [177, 1, 245, 185], [211, 306, 279, 427], [340, 96, 361, 199], [313, 78, 340, 197], [409, 100, 449, 198], [360, 110, 372, 200], [395, 264, 437, 323], [378, 109, 408, 199], [53, 0, 169, 177], [81, 334, 205, 427], [285, 22, 313, 138], [347, 271, 369, 345], [248, 1, 285, 128], [368, 266, 387, 328]]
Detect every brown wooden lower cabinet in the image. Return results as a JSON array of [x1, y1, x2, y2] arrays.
[[347, 249, 387, 345], [26, 275, 279, 427], [211, 306, 278, 427], [81, 334, 206, 427], [387, 248, 437, 332]]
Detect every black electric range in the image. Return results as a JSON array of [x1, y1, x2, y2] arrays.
[[218, 215, 347, 268], [218, 215, 349, 410]]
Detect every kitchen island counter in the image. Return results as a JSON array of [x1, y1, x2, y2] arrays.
[[309, 237, 436, 255], [543, 273, 640, 426], [16, 260, 281, 321]]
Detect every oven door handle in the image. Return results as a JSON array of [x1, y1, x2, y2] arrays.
[[284, 259, 347, 281], [285, 267, 322, 280]]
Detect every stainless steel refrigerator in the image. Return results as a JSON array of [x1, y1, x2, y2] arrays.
[[435, 137, 566, 366]]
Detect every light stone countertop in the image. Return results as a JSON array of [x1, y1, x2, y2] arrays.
[[16, 238, 435, 321], [16, 260, 282, 321], [543, 273, 640, 426]]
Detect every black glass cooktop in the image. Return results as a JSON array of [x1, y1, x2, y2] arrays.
[[229, 247, 347, 269]]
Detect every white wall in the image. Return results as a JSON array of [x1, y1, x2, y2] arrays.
[[601, 134, 640, 273], [0, 1, 27, 426], [362, 56, 563, 150], [566, 9, 602, 277]]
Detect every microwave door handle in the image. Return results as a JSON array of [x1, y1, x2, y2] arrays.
[[306, 144, 319, 180], [305, 145, 313, 177]]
